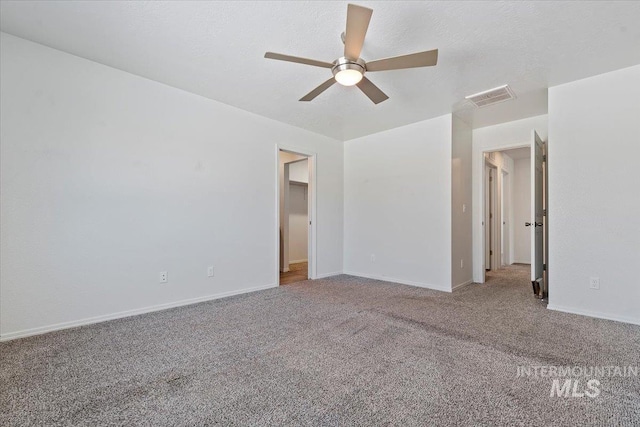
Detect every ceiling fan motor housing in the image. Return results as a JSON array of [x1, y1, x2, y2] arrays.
[[264, 4, 436, 102]]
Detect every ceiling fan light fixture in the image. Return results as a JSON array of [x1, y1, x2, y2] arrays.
[[264, 4, 438, 104], [335, 69, 363, 86], [332, 57, 365, 86]]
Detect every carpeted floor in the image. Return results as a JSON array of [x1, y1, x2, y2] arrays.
[[1, 265, 639, 426]]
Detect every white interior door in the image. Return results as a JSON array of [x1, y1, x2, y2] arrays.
[[530, 130, 544, 294]]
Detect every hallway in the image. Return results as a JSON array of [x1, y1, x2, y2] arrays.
[[279, 261, 308, 285], [484, 263, 531, 286]]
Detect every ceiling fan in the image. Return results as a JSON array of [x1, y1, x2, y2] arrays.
[[264, 3, 438, 104]]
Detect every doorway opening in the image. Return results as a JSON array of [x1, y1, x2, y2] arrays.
[[480, 148, 530, 275], [478, 132, 547, 299], [277, 148, 316, 285]]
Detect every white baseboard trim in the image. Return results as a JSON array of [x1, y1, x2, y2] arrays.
[[314, 271, 343, 279], [343, 271, 451, 293], [452, 280, 474, 291], [0, 283, 277, 342], [281, 268, 290, 273], [547, 304, 640, 326], [289, 259, 308, 264]]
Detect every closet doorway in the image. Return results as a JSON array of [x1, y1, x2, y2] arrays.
[[277, 148, 316, 284]]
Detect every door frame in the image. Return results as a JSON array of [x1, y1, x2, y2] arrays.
[[275, 145, 317, 283], [484, 159, 499, 273]]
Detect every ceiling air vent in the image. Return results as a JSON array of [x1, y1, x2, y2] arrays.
[[465, 85, 516, 108]]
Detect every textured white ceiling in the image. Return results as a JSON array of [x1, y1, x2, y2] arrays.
[[501, 147, 531, 160], [1, 1, 639, 140]]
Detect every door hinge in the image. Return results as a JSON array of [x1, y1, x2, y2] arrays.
[[543, 263, 547, 271], [543, 154, 547, 162], [490, 250, 493, 255], [543, 209, 547, 216]]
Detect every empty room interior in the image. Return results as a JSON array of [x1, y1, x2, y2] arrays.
[[1, 1, 639, 425]]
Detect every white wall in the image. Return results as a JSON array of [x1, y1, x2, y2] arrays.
[[344, 115, 452, 291], [472, 114, 548, 282], [289, 159, 309, 183], [0, 34, 344, 340], [289, 183, 308, 263], [497, 153, 515, 266], [548, 64, 640, 325], [500, 166, 512, 266], [512, 157, 531, 263], [451, 116, 473, 289]]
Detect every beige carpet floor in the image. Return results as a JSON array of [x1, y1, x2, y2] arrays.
[[1, 265, 639, 426]]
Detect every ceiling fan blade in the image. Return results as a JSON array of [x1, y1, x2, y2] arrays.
[[300, 78, 337, 101], [356, 77, 389, 104], [366, 49, 438, 72], [344, 4, 373, 60], [264, 52, 334, 69]]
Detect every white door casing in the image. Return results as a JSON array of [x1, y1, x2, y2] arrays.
[[484, 164, 491, 271]]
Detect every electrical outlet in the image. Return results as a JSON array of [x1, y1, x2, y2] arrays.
[[589, 277, 600, 290], [159, 271, 168, 283], [370, 254, 376, 263], [462, 204, 466, 213], [207, 266, 214, 277]]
